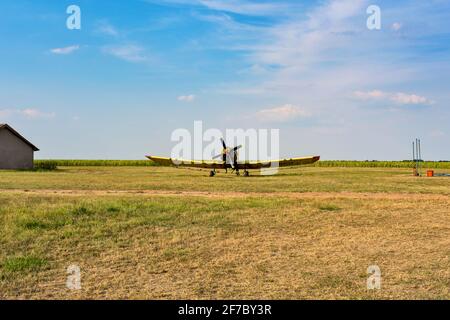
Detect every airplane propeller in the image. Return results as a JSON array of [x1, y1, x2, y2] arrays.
[[221, 137, 227, 150], [212, 138, 229, 159], [212, 139, 242, 171]]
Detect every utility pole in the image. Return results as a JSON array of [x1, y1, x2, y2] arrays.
[[412, 138, 422, 177]]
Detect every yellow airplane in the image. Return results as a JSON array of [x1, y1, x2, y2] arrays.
[[146, 138, 320, 177]]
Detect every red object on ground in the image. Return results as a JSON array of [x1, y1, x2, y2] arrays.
[[427, 170, 434, 177]]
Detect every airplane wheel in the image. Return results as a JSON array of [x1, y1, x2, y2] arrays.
[[244, 171, 250, 177], [209, 170, 216, 177]]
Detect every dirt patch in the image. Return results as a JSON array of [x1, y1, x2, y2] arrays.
[[2, 188, 449, 201]]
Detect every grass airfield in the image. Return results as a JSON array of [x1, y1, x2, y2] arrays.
[[0, 166, 449, 299]]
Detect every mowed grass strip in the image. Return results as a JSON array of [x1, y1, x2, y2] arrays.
[[0, 192, 449, 299]]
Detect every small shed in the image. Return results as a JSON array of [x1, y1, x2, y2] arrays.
[[0, 124, 39, 169]]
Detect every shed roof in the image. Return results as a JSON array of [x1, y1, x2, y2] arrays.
[[0, 124, 39, 151]]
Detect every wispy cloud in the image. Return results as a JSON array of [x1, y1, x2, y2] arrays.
[[255, 104, 310, 123], [0, 109, 11, 118], [50, 45, 80, 55], [0, 108, 55, 119], [20, 108, 56, 119], [96, 20, 119, 37], [354, 90, 434, 105], [150, 0, 293, 16], [103, 45, 147, 63], [353, 90, 388, 100], [198, 0, 290, 16], [178, 94, 196, 102], [391, 93, 434, 105], [429, 130, 445, 138], [249, 0, 368, 69], [391, 22, 402, 31], [208, 0, 444, 134]]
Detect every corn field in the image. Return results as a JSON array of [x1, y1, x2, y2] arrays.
[[314, 161, 450, 169], [34, 159, 450, 169], [34, 160, 157, 167]]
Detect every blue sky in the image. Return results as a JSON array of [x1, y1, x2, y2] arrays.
[[0, 0, 449, 160]]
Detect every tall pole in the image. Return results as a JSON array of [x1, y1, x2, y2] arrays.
[[415, 138, 420, 176], [418, 139, 422, 176], [415, 139, 418, 175]]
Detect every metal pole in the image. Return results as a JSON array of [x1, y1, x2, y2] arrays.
[[415, 139, 417, 174], [418, 139, 422, 176], [416, 139, 419, 176]]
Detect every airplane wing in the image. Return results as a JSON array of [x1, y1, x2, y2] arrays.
[[146, 155, 320, 169], [236, 156, 320, 170], [146, 156, 226, 169]]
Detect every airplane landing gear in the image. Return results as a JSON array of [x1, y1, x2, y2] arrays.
[[243, 170, 250, 177], [209, 170, 216, 177]]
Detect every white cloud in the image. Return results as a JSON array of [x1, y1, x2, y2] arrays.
[[96, 21, 119, 36], [237, 64, 269, 75], [354, 90, 434, 105], [50, 45, 80, 55], [103, 45, 147, 63], [198, 0, 289, 15], [391, 93, 432, 105], [255, 104, 310, 123], [391, 22, 402, 31], [353, 90, 387, 100], [0, 109, 13, 118], [177, 94, 196, 102], [251, 0, 367, 68], [429, 130, 445, 138], [152, 0, 292, 16], [0, 108, 55, 119], [19, 108, 55, 119]]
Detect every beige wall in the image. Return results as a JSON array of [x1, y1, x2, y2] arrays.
[[0, 128, 35, 169]]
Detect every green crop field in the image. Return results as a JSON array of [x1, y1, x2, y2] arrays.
[[34, 159, 158, 167], [315, 160, 450, 169], [1, 165, 450, 299], [34, 159, 450, 169]]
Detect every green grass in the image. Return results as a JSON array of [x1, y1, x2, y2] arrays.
[[1, 255, 47, 273], [318, 203, 342, 212]]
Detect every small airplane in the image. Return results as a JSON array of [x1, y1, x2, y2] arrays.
[[146, 138, 320, 177]]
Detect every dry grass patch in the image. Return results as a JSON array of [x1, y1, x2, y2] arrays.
[[0, 191, 449, 299]]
